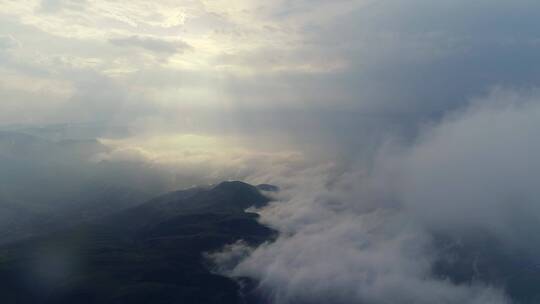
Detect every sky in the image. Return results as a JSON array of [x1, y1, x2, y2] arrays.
[[3, 0, 540, 164], [2, 1, 540, 303]]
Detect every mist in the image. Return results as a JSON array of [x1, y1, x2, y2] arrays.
[[0, 126, 301, 243], [209, 88, 540, 304], [2, 0, 540, 303]]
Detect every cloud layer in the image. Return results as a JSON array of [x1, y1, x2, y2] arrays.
[[109, 35, 191, 55], [215, 88, 540, 304], [2, 0, 540, 154]]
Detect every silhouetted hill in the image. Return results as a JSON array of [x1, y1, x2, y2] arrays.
[[0, 181, 276, 304]]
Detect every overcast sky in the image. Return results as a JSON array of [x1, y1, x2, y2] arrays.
[[2, 0, 540, 165]]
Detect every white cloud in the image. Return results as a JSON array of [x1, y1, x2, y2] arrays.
[[390, 88, 540, 253], [215, 88, 540, 303], [38, 0, 87, 13], [229, 166, 510, 304], [109, 35, 191, 55], [0, 35, 19, 50]]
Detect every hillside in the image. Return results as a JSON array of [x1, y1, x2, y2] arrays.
[[0, 181, 276, 304]]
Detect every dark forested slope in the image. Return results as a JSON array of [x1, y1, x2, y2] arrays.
[[0, 181, 276, 304]]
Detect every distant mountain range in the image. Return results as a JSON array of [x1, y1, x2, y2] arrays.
[[0, 181, 277, 304], [0, 131, 153, 244]]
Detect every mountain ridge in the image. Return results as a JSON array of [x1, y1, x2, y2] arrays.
[[0, 181, 277, 304]]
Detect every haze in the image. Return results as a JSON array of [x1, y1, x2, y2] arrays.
[[1, 1, 540, 303]]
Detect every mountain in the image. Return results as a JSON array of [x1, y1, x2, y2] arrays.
[[0, 131, 153, 244], [0, 181, 276, 304]]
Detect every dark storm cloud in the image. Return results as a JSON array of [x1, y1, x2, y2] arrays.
[[300, 0, 540, 117]]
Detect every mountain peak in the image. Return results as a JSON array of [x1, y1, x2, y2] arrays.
[[210, 181, 269, 209], [213, 180, 253, 190]]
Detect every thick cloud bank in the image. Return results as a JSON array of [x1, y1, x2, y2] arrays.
[[211, 89, 540, 304], [395, 89, 540, 253]]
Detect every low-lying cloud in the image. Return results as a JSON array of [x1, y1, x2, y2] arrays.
[[210, 88, 540, 304], [393, 88, 540, 254]]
